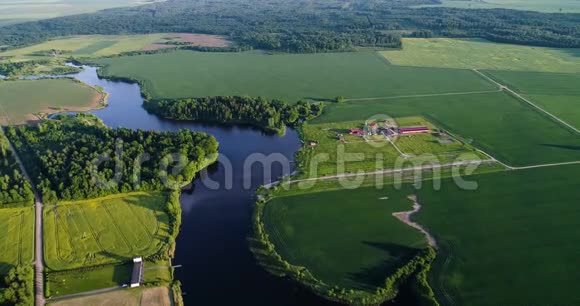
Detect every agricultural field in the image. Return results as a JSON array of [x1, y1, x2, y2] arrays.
[[263, 189, 427, 292], [300, 117, 485, 177], [94, 50, 496, 101], [48, 286, 171, 306], [0, 207, 34, 276], [0, 0, 166, 26], [415, 165, 580, 306], [313, 91, 580, 167], [43, 192, 171, 271], [0, 79, 103, 125], [381, 38, 580, 73], [46, 264, 132, 297], [413, 0, 580, 13], [484, 70, 580, 129], [0, 34, 231, 61]]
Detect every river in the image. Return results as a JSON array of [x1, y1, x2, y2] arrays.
[[61, 66, 344, 305]]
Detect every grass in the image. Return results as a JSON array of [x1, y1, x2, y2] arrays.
[[0, 0, 166, 25], [413, 0, 580, 13], [414, 165, 580, 306], [314, 91, 580, 167], [46, 264, 132, 297], [47, 286, 171, 306], [380, 38, 580, 73], [0, 207, 34, 276], [263, 189, 427, 292], [94, 50, 496, 101], [299, 117, 484, 177], [0, 79, 102, 125], [43, 192, 171, 271]]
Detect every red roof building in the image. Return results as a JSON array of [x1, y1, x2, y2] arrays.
[[399, 126, 430, 135]]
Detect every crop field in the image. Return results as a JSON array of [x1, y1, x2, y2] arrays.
[[300, 118, 484, 177], [94, 50, 496, 101], [313, 91, 580, 167], [413, 0, 580, 13], [0, 207, 34, 276], [43, 192, 171, 271], [0, 33, 229, 60], [381, 38, 580, 73], [0, 79, 102, 125], [263, 189, 427, 291], [48, 286, 171, 306], [0, 0, 166, 25], [415, 165, 580, 306], [47, 264, 132, 297]]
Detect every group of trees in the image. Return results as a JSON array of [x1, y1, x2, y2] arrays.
[[5, 113, 219, 204], [145, 96, 325, 134], [0, 60, 80, 78], [0, 266, 33, 306], [0, 0, 579, 52], [0, 133, 34, 207]]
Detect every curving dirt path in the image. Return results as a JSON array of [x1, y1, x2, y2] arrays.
[[392, 195, 437, 249]]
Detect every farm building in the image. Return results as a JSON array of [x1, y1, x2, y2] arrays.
[[349, 128, 365, 136], [130, 257, 144, 288], [399, 126, 430, 135]]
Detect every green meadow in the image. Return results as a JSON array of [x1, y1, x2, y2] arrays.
[[0, 79, 102, 125], [413, 0, 580, 13], [94, 50, 495, 101], [381, 38, 580, 73], [263, 189, 427, 292], [43, 192, 171, 271], [0, 207, 34, 275]]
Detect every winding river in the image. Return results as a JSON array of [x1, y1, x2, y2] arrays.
[[62, 66, 343, 305]]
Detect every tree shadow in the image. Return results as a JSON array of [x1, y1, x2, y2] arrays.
[[540, 143, 580, 151], [347, 241, 421, 290], [304, 97, 335, 102]]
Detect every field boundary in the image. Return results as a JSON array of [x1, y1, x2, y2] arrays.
[[344, 89, 501, 102]]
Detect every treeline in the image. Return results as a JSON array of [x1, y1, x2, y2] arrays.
[[0, 60, 80, 78], [1, 0, 579, 52], [145, 97, 325, 134], [0, 266, 33, 306], [0, 132, 34, 207], [252, 188, 438, 305], [5, 113, 218, 204]]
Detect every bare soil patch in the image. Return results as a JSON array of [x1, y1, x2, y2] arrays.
[[171, 33, 231, 47]]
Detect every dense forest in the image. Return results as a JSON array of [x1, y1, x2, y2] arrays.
[[145, 97, 325, 134], [0, 132, 34, 207], [0, 0, 579, 52], [0, 266, 33, 306], [5, 114, 219, 204]]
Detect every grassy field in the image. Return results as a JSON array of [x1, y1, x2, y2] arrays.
[[381, 38, 580, 73], [0, 207, 34, 275], [314, 91, 580, 167], [413, 0, 580, 13], [47, 264, 132, 297], [300, 117, 485, 177], [0, 34, 208, 60], [48, 286, 171, 306], [94, 50, 495, 101], [0, 79, 103, 125], [415, 165, 580, 306], [43, 192, 171, 271], [0, 0, 165, 25], [263, 189, 427, 292]]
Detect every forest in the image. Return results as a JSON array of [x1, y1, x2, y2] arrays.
[[0, 0, 579, 52], [145, 96, 325, 134], [5, 114, 219, 204], [0, 266, 33, 306], [0, 132, 34, 207]]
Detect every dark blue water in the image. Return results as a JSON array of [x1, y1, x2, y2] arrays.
[[67, 66, 344, 305]]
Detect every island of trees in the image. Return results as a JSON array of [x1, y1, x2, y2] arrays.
[[0, 132, 34, 207]]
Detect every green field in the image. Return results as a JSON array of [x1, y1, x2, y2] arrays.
[[43, 192, 171, 271], [46, 264, 132, 297], [0, 207, 34, 275], [300, 117, 484, 177], [0, 0, 165, 25], [264, 189, 427, 292], [94, 50, 495, 101], [0, 79, 102, 125], [381, 38, 580, 73], [415, 165, 580, 306], [314, 91, 580, 167], [413, 0, 580, 13]]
